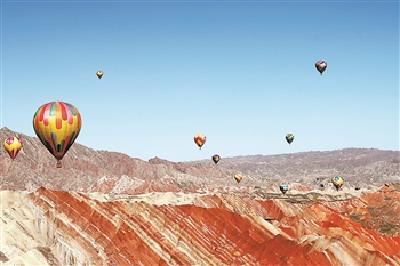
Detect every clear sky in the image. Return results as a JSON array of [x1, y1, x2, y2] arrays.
[[0, 1, 399, 161]]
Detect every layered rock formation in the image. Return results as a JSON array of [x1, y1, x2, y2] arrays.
[[1, 187, 400, 266], [1, 127, 400, 265]]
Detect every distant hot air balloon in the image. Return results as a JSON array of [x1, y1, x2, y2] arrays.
[[234, 174, 243, 184], [286, 134, 294, 145], [332, 176, 344, 191], [3, 136, 23, 160], [212, 154, 220, 164], [96, 70, 104, 79], [279, 183, 289, 194], [194, 133, 206, 150], [33, 101, 81, 168], [315, 60, 327, 75]]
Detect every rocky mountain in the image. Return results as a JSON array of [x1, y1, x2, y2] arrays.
[[2, 127, 400, 265], [1, 187, 399, 265], [1, 127, 399, 193]]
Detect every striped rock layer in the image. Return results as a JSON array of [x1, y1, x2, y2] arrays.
[[1, 187, 400, 266]]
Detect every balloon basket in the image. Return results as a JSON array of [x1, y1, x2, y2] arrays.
[[56, 161, 62, 168]]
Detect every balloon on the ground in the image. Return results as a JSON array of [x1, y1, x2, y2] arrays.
[[33, 101, 82, 168]]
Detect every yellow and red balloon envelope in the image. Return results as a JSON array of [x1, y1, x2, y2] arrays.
[[33, 101, 81, 167], [194, 133, 206, 149], [3, 136, 23, 160]]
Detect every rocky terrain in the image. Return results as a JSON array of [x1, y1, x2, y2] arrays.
[[1, 127, 400, 265], [1, 127, 399, 193], [1, 186, 400, 265]]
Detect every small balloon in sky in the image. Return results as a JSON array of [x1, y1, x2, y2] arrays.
[[286, 133, 295, 145], [194, 133, 206, 150], [279, 183, 289, 194], [332, 176, 345, 191], [315, 60, 327, 75], [234, 174, 243, 184], [212, 154, 220, 164], [3, 136, 23, 160], [96, 70, 104, 79]]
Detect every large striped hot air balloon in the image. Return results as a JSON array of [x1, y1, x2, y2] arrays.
[[33, 101, 81, 168], [3, 136, 23, 160]]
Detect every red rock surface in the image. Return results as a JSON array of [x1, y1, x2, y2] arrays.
[[2, 187, 399, 265], [1, 127, 400, 265]]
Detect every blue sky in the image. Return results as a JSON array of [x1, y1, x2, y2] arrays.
[[1, 1, 399, 161]]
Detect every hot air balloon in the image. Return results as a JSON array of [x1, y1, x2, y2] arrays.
[[234, 174, 243, 184], [286, 134, 294, 145], [194, 133, 206, 150], [279, 183, 289, 194], [3, 136, 23, 160], [33, 101, 81, 168], [315, 60, 327, 75], [332, 176, 344, 191], [96, 70, 104, 79], [212, 154, 220, 164]]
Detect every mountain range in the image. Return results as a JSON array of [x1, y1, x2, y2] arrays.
[[1, 127, 399, 193]]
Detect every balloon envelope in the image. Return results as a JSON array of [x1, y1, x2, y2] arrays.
[[315, 60, 327, 74], [3, 136, 23, 160], [234, 174, 243, 184], [96, 71, 104, 79], [332, 176, 344, 190], [212, 154, 220, 164], [194, 133, 206, 149], [279, 183, 289, 194], [286, 134, 294, 145], [33, 101, 81, 166]]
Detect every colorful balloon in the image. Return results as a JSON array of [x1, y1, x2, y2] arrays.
[[279, 183, 289, 194], [33, 101, 81, 168], [234, 174, 243, 184], [96, 70, 104, 79], [212, 154, 220, 164], [3, 136, 23, 160], [194, 133, 206, 150], [286, 133, 294, 145], [332, 176, 344, 191], [315, 60, 327, 75]]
